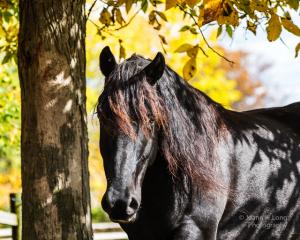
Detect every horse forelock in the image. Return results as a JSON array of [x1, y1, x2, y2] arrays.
[[97, 55, 228, 195], [97, 55, 167, 138]]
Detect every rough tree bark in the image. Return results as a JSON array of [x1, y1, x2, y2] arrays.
[[18, 1, 92, 239]]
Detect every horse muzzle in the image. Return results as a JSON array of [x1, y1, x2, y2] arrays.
[[102, 191, 140, 223]]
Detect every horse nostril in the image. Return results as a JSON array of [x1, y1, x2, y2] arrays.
[[129, 197, 139, 211]]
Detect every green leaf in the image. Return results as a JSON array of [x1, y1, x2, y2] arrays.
[[156, 11, 167, 21], [179, 25, 191, 32], [226, 25, 233, 38], [189, 27, 198, 34], [2, 53, 11, 64], [141, 0, 148, 12], [216, 25, 223, 38]]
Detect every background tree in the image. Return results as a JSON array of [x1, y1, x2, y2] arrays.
[[18, 1, 92, 239]]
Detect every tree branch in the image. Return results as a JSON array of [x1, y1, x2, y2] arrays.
[[177, 4, 234, 65], [114, 10, 140, 31], [87, 0, 98, 19]]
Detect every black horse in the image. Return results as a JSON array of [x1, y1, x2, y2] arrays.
[[97, 46, 300, 240]]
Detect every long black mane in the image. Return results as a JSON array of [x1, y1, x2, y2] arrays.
[[97, 54, 228, 193]]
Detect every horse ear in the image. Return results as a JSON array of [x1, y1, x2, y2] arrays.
[[144, 52, 165, 85], [100, 46, 117, 77]]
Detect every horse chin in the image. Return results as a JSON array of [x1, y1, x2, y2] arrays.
[[111, 213, 137, 224]]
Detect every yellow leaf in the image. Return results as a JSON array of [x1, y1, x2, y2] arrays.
[[295, 43, 300, 58], [217, 7, 239, 26], [198, 8, 204, 26], [281, 18, 300, 36], [250, 0, 268, 12], [116, 0, 126, 6], [183, 58, 197, 80], [148, 11, 156, 25], [99, 8, 111, 26], [119, 45, 126, 60], [288, 0, 299, 10], [116, 9, 125, 25], [159, 34, 168, 45], [187, 46, 199, 58], [126, 0, 134, 13], [166, 0, 178, 10], [175, 43, 193, 53], [185, 0, 200, 8], [247, 20, 257, 35], [266, 13, 282, 41], [202, 0, 222, 25]]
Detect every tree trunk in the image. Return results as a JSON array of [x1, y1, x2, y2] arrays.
[[18, 1, 92, 239]]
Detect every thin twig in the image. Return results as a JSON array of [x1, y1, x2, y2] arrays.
[[87, 0, 98, 19], [114, 10, 140, 31], [88, 19, 120, 39], [177, 4, 234, 65], [279, 37, 289, 49], [198, 46, 208, 57]]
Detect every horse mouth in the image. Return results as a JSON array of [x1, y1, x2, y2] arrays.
[[110, 212, 137, 224]]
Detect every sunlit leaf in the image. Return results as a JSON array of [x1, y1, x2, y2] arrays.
[[179, 25, 191, 32], [202, 0, 222, 25], [156, 11, 168, 21], [119, 44, 126, 60], [159, 34, 167, 44], [266, 13, 282, 41], [185, 0, 200, 8], [288, 0, 299, 10], [126, 0, 134, 13], [141, 0, 148, 13], [249, 0, 268, 12], [166, 0, 177, 10], [148, 11, 156, 25], [218, 7, 239, 26], [99, 8, 111, 26], [216, 25, 223, 38], [247, 20, 257, 35], [175, 43, 193, 52], [183, 57, 197, 80], [281, 18, 300, 36], [187, 46, 198, 58], [226, 25, 233, 38], [115, 8, 125, 25], [295, 42, 300, 58], [116, 0, 126, 6], [189, 27, 198, 34]]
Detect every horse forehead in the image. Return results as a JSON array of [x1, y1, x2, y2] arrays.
[[121, 56, 149, 70]]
